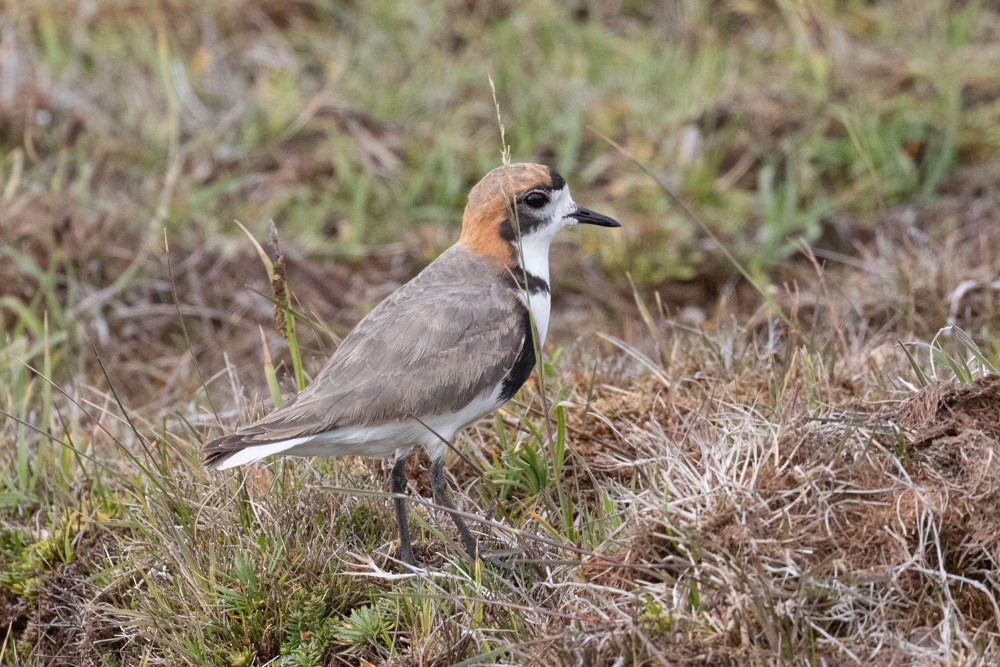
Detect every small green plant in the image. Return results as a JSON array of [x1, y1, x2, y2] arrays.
[[639, 595, 674, 634], [900, 325, 998, 387], [0, 527, 41, 598], [490, 431, 549, 500], [332, 604, 393, 652], [0, 511, 81, 598], [279, 591, 341, 666]]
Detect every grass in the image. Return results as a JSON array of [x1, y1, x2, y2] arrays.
[[3, 0, 1000, 664]]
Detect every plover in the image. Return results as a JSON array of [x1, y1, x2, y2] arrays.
[[204, 163, 620, 565]]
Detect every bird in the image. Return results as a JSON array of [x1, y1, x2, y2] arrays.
[[204, 162, 620, 566]]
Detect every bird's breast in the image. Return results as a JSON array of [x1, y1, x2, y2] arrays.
[[524, 289, 550, 347]]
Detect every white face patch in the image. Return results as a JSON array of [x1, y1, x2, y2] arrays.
[[554, 187, 579, 225], [520, 185, 576, 238], [507, 184, 579, 277]]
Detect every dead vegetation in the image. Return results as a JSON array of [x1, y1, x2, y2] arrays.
[[2, 214, 999, 663], [4, 0, 1000, 665]]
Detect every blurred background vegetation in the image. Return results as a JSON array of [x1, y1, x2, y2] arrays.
[[4, 0, 999, 401]]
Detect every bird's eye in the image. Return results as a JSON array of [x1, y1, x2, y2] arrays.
[[524, 192, 549, 208]]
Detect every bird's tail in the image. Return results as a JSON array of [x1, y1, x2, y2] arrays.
[[203, 433, 311, 470]]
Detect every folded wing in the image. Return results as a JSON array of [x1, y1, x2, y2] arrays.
[[204, 247, 530, 467]]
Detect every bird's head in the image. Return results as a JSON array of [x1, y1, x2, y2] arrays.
[[458, 163, 620, 265]]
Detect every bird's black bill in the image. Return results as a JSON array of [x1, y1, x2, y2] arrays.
[[570, 206, 621, 228]]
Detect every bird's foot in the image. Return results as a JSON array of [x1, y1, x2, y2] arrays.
[[475, 551, 515, 573]]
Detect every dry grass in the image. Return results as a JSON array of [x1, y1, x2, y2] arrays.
[[7, 207, 1000, 665], [3, 0, 1000, 665]]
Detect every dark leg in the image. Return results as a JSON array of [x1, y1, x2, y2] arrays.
[[429, 456, 479, 559], [391, 454, 415, 566]]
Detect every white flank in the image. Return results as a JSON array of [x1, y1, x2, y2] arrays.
[[216, 436, 314, 469], [226, 384, 508, 466]]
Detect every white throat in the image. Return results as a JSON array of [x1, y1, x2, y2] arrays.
[[512, 222, 559, 348], [515, 231, 553, 285], [508, 186, 577, 348]]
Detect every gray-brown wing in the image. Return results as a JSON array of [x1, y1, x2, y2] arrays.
[[204, 247, 529, 464]]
